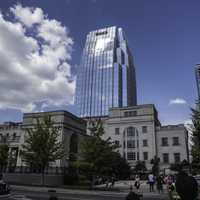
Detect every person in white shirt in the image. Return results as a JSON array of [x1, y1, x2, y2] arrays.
[[148, 173, 155, 192]]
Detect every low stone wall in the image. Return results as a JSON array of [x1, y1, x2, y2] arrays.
[[3, 173, 64, 186]]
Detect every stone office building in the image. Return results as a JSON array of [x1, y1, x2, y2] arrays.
[[0, 110, 86, 170], [101, 104, 189, 171]]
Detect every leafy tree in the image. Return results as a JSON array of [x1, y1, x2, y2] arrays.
[[110, 152, 131, 179], [77, 119, 119, 188], [65, 134, 79, 185], [191, 102, 200, 173], [151, 156, 160, 176], [134, 161, 147, 173], [170, 160, 190, 172], [0, 144, 9, 172], [21, 115, 65, 185]]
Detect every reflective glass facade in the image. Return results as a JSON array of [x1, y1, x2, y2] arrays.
[[75, 26, 137, 117], [195, 64, 200, 99]]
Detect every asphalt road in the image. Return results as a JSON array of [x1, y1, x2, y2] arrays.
[[10, 188, 169, 200]]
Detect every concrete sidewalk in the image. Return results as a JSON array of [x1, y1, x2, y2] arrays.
[[11, 180, 169, 198]]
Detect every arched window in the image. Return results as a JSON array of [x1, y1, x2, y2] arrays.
[[127, 127, 136, 137]]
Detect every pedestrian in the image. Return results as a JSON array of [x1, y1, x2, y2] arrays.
[[134, 175, 140, 192], [175, 171, 198, 200], [125, 185, 141, 200], [111, 177, 115, 188], [148, 173, 155, 192], [156, 175, 164, 193]]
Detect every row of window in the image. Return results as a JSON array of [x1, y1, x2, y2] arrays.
[[115, 139, 148, 148], [126, 152, 148, 161], [162, 153, 181, 163], [115, 126, 148, 135], [161, 137, 180, 146]]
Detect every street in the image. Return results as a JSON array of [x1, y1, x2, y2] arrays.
[[10, 186, 169, 200]]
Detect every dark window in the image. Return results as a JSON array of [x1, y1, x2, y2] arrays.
[[174, 153, 180, 163], [127, 140, 135, 148], [115, 140, 120, 146], [124, 111, 137, 117], [163, 153, 169, 163], [127, 152, 136, 160], [127, 127, 135, 136], [123, 141, 126, 148], [142, 126, 147, 133], [115, 128, 120, 135], [143, 139, 148, 147], [96, 31, 108, 36], [137, 152, 140, 160], [161, 137, 168, 146], [143, 152, 148, 160], [173, 137, 179, 146]]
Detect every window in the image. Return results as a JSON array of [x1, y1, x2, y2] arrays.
[[127, 140, 135, 148], [137, 152, 140, 160], [13, 132, 16, 140], [123, 141, 126, 148], [142, 126, 147, 133], [115, 128, 120, 135], [124, 111, 137, 117], [161, 137, 168, 146], [173, 137, 179, 146], [115, 140, 120, 146], [143, 152, 148, 160], [127, 152, 136, 160], [163, 153, 169, 163], [174, 153, 180, 163], [143, 139, 148, 147], [127, 127, 135, 137]]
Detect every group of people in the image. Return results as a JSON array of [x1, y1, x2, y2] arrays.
[[126, 171, 198, 200]]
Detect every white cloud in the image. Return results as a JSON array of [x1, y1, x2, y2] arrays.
[[10, 4, 44, 27], [169, 98, 187, 105], [0, 5, 75, 112]]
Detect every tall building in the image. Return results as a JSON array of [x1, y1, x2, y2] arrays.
[[195, 64, 200, 99], [75, 26, 137, 117], [100, 105, 189, 171]]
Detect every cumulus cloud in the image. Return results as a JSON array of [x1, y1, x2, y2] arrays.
[[169, 98, 187, 105], [0, 4, 75, 112]]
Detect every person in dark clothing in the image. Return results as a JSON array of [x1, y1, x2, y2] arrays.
[[175, 171, 198, 200], [156, 175, 164, 193], [126, 185, 141, 200]]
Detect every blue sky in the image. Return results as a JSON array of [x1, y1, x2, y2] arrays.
[[0, 0, 199, 125]]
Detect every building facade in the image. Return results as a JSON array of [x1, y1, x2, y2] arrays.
[[156, 125, 189, 171], [195, 64, 200, 99], [101, 105, 189, 171], [0, 111, 86, 170], [75, 26, 137, 118]]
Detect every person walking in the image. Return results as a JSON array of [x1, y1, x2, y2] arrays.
[[175, 171, 198, 200], [156, 175, 164, 193], [134, 175, 140, 192], [148, 173, 155, 192]]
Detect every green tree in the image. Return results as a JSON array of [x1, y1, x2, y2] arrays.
[[21, 115, 65, 185], [78, 119, 119, 188], [110, 152, 131, 179], [191, 102, 200, 173], [134, 161, 147, 173], [151, 156, 160, 176], [65, 134, 79, 185], [0, 144, 9, 172], [170, 160, 190, 172]]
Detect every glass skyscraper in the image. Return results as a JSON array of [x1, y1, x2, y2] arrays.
[[195, 64, 200, 99], [75, 26, 137, 117]]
